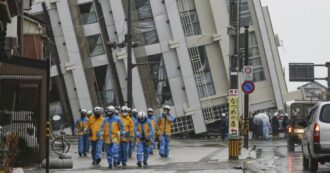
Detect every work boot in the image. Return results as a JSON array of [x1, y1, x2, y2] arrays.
[[108, 165, 112, 169], [79, 153, 82, 157], [83, 153, 87, 157], [122, 163, 127, 169], [96, 158, 101, 164], [92, 161, 96, 165], [137, 161, 142, 168], [143, 161, 148, 166]]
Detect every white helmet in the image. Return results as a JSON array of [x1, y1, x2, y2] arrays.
[[106, 105, 116, 112], [163, 105, 171, 111], [87, 110, 93, 115], [147, 108, 154, 112], [80, 109, 87, 113], [137, 111, 147, 120], [127, 108, 132, 112], [94, 106, 102, 113], [121, 106, 128, 112], [132, 109, 138, 113]]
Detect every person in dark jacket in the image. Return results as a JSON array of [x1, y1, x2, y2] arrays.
[[249, 114, 256, 140], [271, 114, 280, 140], [219, 113, 228, 140]]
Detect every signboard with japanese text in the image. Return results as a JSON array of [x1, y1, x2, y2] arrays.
[[228, 89, 239, 139]]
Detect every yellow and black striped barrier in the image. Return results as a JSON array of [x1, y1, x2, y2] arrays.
[[229, 139, 240, 160]]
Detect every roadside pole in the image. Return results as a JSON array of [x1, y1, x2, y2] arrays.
[[126, 0, 133, 108], [327, 62, 330, 101], [228, 0, 241, 160], [243, 26, 249, 149]]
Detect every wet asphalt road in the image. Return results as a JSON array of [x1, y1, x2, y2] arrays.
[[254, 140, 330, 173]]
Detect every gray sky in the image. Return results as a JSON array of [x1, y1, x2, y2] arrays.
[[261, 0, 329, 91]]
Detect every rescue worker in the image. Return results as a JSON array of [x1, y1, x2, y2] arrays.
[[118, 106, 134, 168], [129, 109, 138, 158], [158, 105, 175, 158], [76, 109, 89, 157], [85, 106, 105, 165], [103, 106, 125, 169], [135, 111, 154, 167], [86, 110, 93, 153], [147, 108, 157, 155]]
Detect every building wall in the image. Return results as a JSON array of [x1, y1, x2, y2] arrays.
[[37, 0, 288, 133]]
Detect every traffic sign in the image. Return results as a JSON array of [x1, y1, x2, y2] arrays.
[[241, 80, 255, 94], [243, 66, 253, 81], [289, 63, 314, 81]]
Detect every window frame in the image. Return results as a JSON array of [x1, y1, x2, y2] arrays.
[[86, 34, 105, 57], [79, 2, 98, 25]]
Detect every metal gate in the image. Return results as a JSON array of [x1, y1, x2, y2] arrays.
[[0, 75, 42, 167]]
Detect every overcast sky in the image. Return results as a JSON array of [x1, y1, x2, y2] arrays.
[[261, 0, 329, 91]]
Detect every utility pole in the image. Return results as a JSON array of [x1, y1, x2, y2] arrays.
[[93, 0, 125, 106], [243, 26, 249, 149], [327, 62, 330, 101], [228, 0, 241, 160], [17, 0, 24, 56], [126, 0, 133, 108]]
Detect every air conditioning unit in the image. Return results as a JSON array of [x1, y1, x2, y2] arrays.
[[0, 0, 12, 23]]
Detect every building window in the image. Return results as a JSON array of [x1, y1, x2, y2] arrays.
[[189, 46, 216, 98], [133, 0, 159, 45], [240, 32, 265, 82], [137, 54, 173, 108], [86, 34, 105, 57], [179, 10, 202, 36], [188, 10, 202, 35], [79, 2, 97, 25]]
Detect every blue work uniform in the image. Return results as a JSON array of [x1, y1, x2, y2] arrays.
[[135, 118, 154, 163], [76, 116, 89, 156], [104, 115, 125, 167], [129, 116, 137, 158], [157, 113, 175, 157]]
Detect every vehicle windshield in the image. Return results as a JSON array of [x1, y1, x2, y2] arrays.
[[290, 103, 315, 118]]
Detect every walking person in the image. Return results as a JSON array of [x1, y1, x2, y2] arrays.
[[85, 106, 105, 165], [271, 113, 280, 140], [219, 113, 227, 140], [76, 109, 89, 157], [135, 111, 154, 167], [103, 106, 125, 169], [249, 114, 256, 140], [129, 109, 138, 158], [262, 113, 271, 140], [158, 105, 175, 158], [118, 106, 134, 168], [147, 108, 157, 154], [86, 110, 93, 153]]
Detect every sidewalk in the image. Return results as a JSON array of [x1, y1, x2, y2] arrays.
[[27, 140, 250, 173]]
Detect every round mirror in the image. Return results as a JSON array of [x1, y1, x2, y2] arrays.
[[52, 115, 61, 121]]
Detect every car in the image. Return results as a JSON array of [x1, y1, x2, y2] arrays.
[[302, 102, 330, 172], [286, 101, 315, 151]]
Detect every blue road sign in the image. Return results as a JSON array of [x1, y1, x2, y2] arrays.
[[241, 80, 255, 94]]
